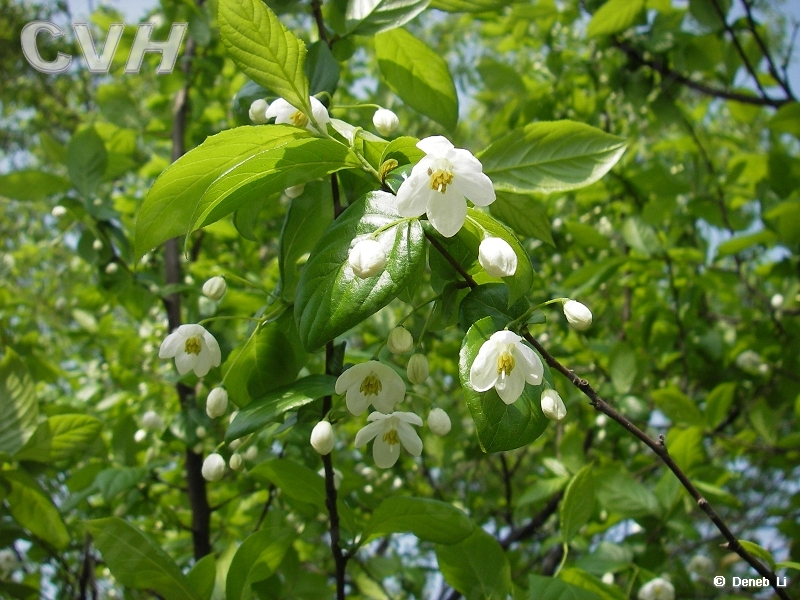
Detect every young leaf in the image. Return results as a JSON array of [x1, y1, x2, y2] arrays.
[[479, 121, 627, 193], [346, 0, 430, 36], [560, 464, 595, 543], [376, 28, 458, 130], [186, 554, 216, 600], [0, 170, 72, 202], [621, 216, 661, 256], [13, 414, 102, 462], [651, 386, 704, 426], [4, 471, 70, 550], [528, 574, 602, 600], [85, 517, 201, 600], [218, 0, 310, 114], [363, 497, 474, 544], [305, 40, 340, 97], [294, 191, 426, 352], [227, 527, 295, 600], [704, 382, 736, 429], [430, 0, 509, 11], [490, 193, 555, 246], [458, 283, 530, 330], [0, 350, 38, 458], [458, 316, 552, 452], [67, 126, 108, 198], [435, 528, 511, 600], [609, 342, 637, 394], [587, 0, 645, 37], [593, 467, 661, 519], [249, 458, 326, 508]]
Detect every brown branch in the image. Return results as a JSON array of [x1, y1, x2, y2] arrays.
[[500, 491, 563, 549], [425, 232, 478, 288], [663, 252, 690, 389], [310, 0, 330, 46], [499, 454, 514, 527], [740, 0, 795, 99]]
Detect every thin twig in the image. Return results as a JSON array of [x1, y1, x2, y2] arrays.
[[740, 0, 795, 99], [425, 232, 478, 287]]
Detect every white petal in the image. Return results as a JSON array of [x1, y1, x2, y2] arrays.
[[373, 365, 406, 413], [193, 348, 214, 377], [396, 170, 430, 218], [490, 330, 521, 345], [426, 186, 466, 238], [265, 98, 292, 121], [514, 342, 544, 385], [354, 421, 384, 447], [417, 136, 454, 157], [373, 435, 401, 468], [177, 323, 204, 337], [174, 350, 196, 375], [470, 341, 499, 392], [309, 97, 330, 126], [335, 362, 371, 394], [451, 151, 495, 206], [202, 331, 221, 367], [396, 421, 423, 456], [394, 411, 423, 426], [346, 388, 370, 416], [159, 331, 183, 358], [497, 368, 525, 404], [367, 411, 391, 422]]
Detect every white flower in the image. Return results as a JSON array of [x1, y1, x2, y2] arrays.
[[285, 184, 305, 198], [387, 326, 413, 354], [470, 330, 544, 404], [335, 360, 405, 415], [0, 549, 19, 576], [201, 453, 226, 482], [601, 572, 614, 585], [265, 96, 330, 133], [637, 577, 675, 600], [407, 353, 429, 384], [397, 136, 495, 238], [105, 262, 118, 274], [159, 324, 221, 377], [244, 445, 258, 461], [142, 410, 163, 431], [51, 205, 67, 217], [195, 425, 207, 438], [427, 408, 451, 436], [348, 239, 386, 278], [478, 237, 517, 277], [771, 293, 784, 308], [563, 300, 592, 331], [202, 276, 226, 301], [310, 421, 335, 455], [687, 555, 713, 576], [229, 453, 243, 471], [354, 411, 423, 468], [92, 239, 103, 251], [134, 428, 147, 443], [373, 108, 399, 136], [206, 387, 228, 418], [735, 349, 763, 372], [540, 389, 567, 421], [249, 98, 269, 124]]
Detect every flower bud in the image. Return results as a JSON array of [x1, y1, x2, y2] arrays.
[[142, 410, 163, 431], [541, 389, 567, 421], [637, 577, 674, 600], [134, 428, 147, 443], [244, 445, 258, 461], [687, 555, 713, 576], [201, 453, 226, 481], [202, 276, 226, 301], [348, 239, 386, 278], [428, 408, 451, 436], [206, 387, 229, 418], [105, 262, 118, 274], [51, 205, 67, 217], [92, 239, 103, 251], [478, 237, 517, 278], [771, 293, 784, 308], [735, 349, 762, 372], [249, 99, 269, 124], [229, 438, 244, 451], [373, 108, 399, 136], [407, 353, 429, 384], [601, 573, 614, 585], [229, 453, 244, 471], [563, 300, 592, 331], [0, 549, 19, 574], [285, 184, 305, 198], [195, 426, 207, 438], [387, 326, 413, 354], [310, 421, 335, 455]]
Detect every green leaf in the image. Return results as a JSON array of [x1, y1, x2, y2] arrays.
[[716, 229, 777, 256], [575, 542, 634, 575], [94, 467, 150, 501], [381, 136, 425, 166], [135, 125, 304, 260], [226, 375, 336, 442], [85, 517, 200, 600], [436, 528, 511, 600], [346, 0, 430, 36], [490, 193, 555, 246], [459, 284, 529, 330], [14, 414, 102, 462], [376, 28, 458, 130], [186, 554, 216, 600], [764, 200, 800, 245], [4, 471, 70, 549], [738, 540, 776, 570], [0, 349, 38, 458], [564, 222, 610, 250], [430, 0, 509, 11], [587, 0, 645, 37], [609, 342, 637, 394], [560, 464, 595, 543], [704, 382, 736, 429], [528, 574, 602, 600], [667, 426, 704, 473], [218, 0, 310, 114], [776, 561, 800, 572], [249, 458, 326, 508], [689, 0, 730, 30], [767, 102, 800, 138], [305, 40, 340, 97], [621, 216, 660, 256], [227, 527, 295, 600], [0, 170, 72, 202], [458, 316, 551, 452], [363, 497, 474, 544], [294, 191, 426, 352], [480, 121, 627, 194], [593, 467, 662, 518], [559, 569, 626, 600], [651, 386, 704, 426], [67, 126, 108, 197]]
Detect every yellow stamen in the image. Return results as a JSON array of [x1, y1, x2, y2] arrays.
[[360, 374, 382, 396], [427, 161, 454, 194], [497, 351, 515, 377], [382, 429, 400, 445], [184, 335, 202, 355], [290, 110, 309, 128]]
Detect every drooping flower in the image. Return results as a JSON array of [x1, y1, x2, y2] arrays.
[[407, 353, 429, 384], [249, 99, 269, 124], [397, 136, 495, 237], [478, 237, 517, 278], [201, 453, 226, 482], [229, 453, 244, 471], [427, 407, 451, 436], [202, 276, 226, 301], [373, 108, 399, 136], [206, 387, 228, 419], [310, 421, 335, 455], [348, 239, 387, 278], [243, 445, 259, 461], [265, 96, 330, 133], [540, 389, 567, 421], [51, 205, 67, 217], [637, 578, 675, 600], [159, 324, 221, 377], [387, 326, 413, 354], [335, 360, 405, 416], [563, 300, 592, 331], [354, 411, 423, 468], [141, 410, 164, 431], [469, 330, 544, 404]]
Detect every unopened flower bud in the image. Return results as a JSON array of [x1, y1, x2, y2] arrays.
[[637, 577, 675, 600], [142, 410, 163, 431], [249, 99, 269, 124], [195, 426, 207, 438], [687, 555, 713, 576], [563, 300, 592, 331], [771, 293, 784, 308], [229, 438, 243, 451], [105, 262, 118, 274], [310, 421, 335, 455], [206, 387, 228, 418], [478, 237, 517, 278], [348, 239, 386, 278], [285, 184, 305, 198], [373, 108, 399, 136], [735, 350, 762, 372], [51, 205, 67, 217], [541, 389, 567, 421], [407, 353, 429, 384], [134, 429, 147, 443], [202, 276, 226, 301], [602, 573, 614, 585], [201, 453, 226, 481], [229, 453, 244, 471], [387, 326, 413, 354], [244, 445, 258, 461], [92, 239, 103, 251], [428, 408, 451, 436]]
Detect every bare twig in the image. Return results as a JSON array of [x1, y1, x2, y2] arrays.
[[425, 232, 478, 287], [740, 0, 795, 99]]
